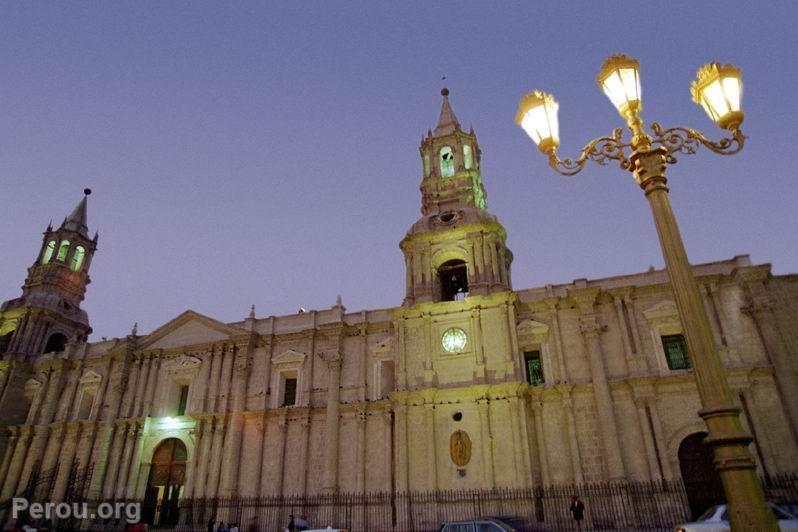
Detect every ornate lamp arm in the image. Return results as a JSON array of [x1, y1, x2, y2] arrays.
[[547, 128, 633, 176], [649, 122, 746, 162]]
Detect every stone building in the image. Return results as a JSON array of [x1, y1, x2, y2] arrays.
[[1, 91, 797, 524]]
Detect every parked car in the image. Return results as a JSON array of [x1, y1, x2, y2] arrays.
[[674, 503, 798, 531], [439, 516, 526, 531]]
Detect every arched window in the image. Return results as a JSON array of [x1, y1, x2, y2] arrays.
[[440, 146, 455, 177], [56, 240, 70, 262], [71, 245, 86, 272], [438, 259, 469, 301], [463, 145, 473, 169], [42, 240, 56, 264], [424, 154, 431, 177], [43, 333, 67, 354]]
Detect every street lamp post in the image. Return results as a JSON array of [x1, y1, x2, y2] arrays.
[[516, 55, 777, 531]]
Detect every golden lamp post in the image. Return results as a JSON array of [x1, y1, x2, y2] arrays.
[[516, 55, 777, 531]]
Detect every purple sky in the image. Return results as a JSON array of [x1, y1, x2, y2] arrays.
[[1, 3, 796, 340]]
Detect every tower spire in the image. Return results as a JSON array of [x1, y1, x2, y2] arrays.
[[434, 88, 461, 136], [61, 188, 92, 237]]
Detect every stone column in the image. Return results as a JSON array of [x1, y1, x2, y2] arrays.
[[508, 394, 531, 487], [0, 428, 19, 486], [193, 418, 213, 498], [298, 412, 311, 495], [544, 298, 567, 383], [220, 345, 250, 495], [476, 398, 495, 488], [73, 421, 97, 482], [647, 399, 672, 479], [530, 399, 550, 486], [133, 356, 150, 418], [218, 347, 235, 414], [273, 414, 288, 496], [556, 385, 584, 484], [612, 296, 635, 376], [572, 290, 625, 481], [1, 427, 32, 499], [356, 407, 367, 493], [392, 396, 409, 492], [18, 364, 64, 494], [142, 355, 161, 417], [116, 422, 138, 498], [124, 423, 144, 498], [623, 294, 647, 370], [207, 347, 222, 412], [422, 396, 438, 491], [322, 352, 342, 493], [358, 324, 368, 401], [633, 396, 661, 481], [39, 423, 65, 487], [103, 421, 129, 498], [51, 423, 81, 501], [206, 416, 225, 497], [742, 287, 798, 445]]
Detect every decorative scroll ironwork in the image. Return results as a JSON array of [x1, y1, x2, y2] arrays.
[[546, 122, 745, 175], [548, 127, 632, 176], [650, 122, 745, 162]]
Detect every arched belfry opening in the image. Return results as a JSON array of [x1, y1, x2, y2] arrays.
[[43, 333, 67, 354], [142, 438, 187, 526], [439, 259, 469, 301], [678, 432, 725, 519]]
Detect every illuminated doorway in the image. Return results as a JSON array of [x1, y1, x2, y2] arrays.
[[142, 438, 187, 526]]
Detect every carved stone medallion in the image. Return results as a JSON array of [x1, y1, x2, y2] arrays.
[[449, 430, 472, 467]]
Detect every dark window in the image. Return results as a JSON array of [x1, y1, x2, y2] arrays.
[[283, 377, 297, 407], [0, 331, 13, 353], [524, 351, 544, 386], [662, 334, 691, 370], [176, 385, 189, 416], [439, 260, 469, 301], [43, 333, 67, 354]]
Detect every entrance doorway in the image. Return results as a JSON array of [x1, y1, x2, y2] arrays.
[[142, 438, 187, 526], [678, 432, 725, 519]]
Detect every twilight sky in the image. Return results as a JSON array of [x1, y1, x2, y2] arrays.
[[1, 2, 796, 340]]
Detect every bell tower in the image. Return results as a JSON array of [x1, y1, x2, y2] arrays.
[[0, 189, 98, 358], [401, 89, 513, 306]]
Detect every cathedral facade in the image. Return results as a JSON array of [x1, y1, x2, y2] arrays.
[[1, 92, 797, 524]]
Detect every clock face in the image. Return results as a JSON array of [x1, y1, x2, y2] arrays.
[[441, 327, 468, 353]]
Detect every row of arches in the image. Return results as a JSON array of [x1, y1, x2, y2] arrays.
[[42, 240, 86, 271], [425, 144, 476, 178]]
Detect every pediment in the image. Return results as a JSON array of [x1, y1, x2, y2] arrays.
[[517, 319, 550, 336], [79, 370, 102, 385], [24, 378, 42, 392], [272, 349, 307, 365], [139, 310, 246, 350], [643, 301, 679, 321]]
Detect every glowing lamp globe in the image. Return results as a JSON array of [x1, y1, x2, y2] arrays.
[[598, 54, 642, 118], [691, 63, 744, 130], [516, 91, 560, 154]]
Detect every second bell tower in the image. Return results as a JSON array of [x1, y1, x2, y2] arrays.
[[401, 89, 513, 306]]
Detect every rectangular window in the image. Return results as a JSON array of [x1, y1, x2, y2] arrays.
[[379, 360, 395, 399], [662, 334, 691, 370], [176, 385, 189, 416], [282, 377, 297, 407], [77, 389, 95, 420], [524, 351, 544, 386]]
